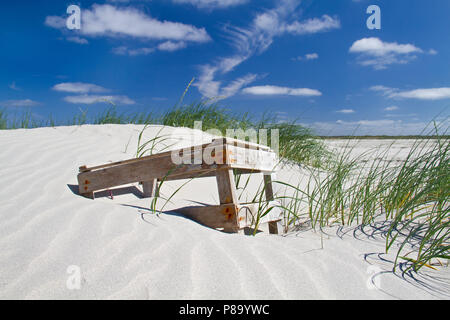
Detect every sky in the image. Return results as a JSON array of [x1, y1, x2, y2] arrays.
[[1, 0, 449, 135]]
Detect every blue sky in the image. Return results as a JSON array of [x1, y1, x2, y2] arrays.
[[1, 0, 449, 135]]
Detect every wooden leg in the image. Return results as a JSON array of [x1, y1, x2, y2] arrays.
[[215, 169, 238, 205], [142, 179, 158, 198], [81, 192, 95, 200], [263, 173, 274, 201], [215, 169, 239, 232], [178, 204, 239, 233], [268, 221, 278, 234], [264, 174, 279, 234]]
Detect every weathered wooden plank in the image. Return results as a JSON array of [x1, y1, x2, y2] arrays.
[[227, 145, 277, 172], [215, 168, 238, 205], [263, 174, 274, 201], [142, 179, 158, 198], [176, 202, 281, 233], [176, 204, 240, 233], [79, 140, 230, 173], [162, 168, 265, 181], [268, 221, 278, 234], [77, 138, 278, 210], [80, 191, 95, 200], [213, 137, 272, 152], [161, 169, 218, 181], [77, 154, 220, 194]]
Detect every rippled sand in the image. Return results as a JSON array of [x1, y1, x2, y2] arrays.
[[0, 125, 448, 299]]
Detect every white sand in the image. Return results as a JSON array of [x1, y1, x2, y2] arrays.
[[0, 124, 448, 300]]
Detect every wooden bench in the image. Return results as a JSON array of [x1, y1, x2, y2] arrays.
[[77, 137, 281, 234]]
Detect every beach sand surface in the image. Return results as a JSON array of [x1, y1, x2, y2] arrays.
[[0, 124, 448, 299]]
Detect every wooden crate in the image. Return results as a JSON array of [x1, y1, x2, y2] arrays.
[[77, 137, 281, 234]]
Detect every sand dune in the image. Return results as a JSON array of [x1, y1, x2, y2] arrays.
[[0, 125, 448, 299]]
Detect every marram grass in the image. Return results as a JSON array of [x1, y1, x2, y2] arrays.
[[269, 123, 449, 273], [1, 101, 448, 273]]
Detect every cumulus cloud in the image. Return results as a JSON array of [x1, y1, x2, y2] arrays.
[[45, 4, 210, 49], [349, 37, 424, 70], [52, 82, 109, 94], [172, 0, 248, 9], [242, 85, 322, 97], [371, 85, 450, 100], [44, 16, 66, 29], [305, 53, 319, 60], [294, 53, 319, 61], [66, 36, 89, 45], [112, 46, 155, 56], [157, 41, 187, 52], [384, 106, 399, 111], [391, 88, 450, 100], [0, 99, 40, 107], [53, 82, 135, 105], [336, 109, 355, 114], [284, 15, 340, 35], [350, 37, 421, 56], [63, 95, 135, 105]]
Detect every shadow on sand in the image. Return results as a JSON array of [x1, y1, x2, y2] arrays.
[[337, 222, 450, 299], [67, 184, 145, 199]]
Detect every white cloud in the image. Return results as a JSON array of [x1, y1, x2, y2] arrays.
[[111, 46, 129, 56], [44, 16, 66, 29], [242, 85, 322, 97], [370, 85, 392, 93], [52, 82, 135, 105], [284, 15, 340, 35], [391, 88, 450, 100], [157, 41, 187, 52], [336, 109, 355, 114], [196, 0, 339, 98], [52, 82, 109, 94], [221, 74, 258, 97], [385, 113, 417, 118], [371, 85, 450, 101], [305, 53, 319, 60], [384, 106, 399, 111], [128, 47, 155, 56], [112, 41, 187, 56], [63, 95, 135, 105], [66, 36, 89, 45], [350, 37, 421, 56], [0, 99, 40, 107], [196, 65, 221, 98], [349, 37, 423, 69], [113, 46, 155, 56], [294, 53, 319, 61], [172, 0, 248, 9], [45, 4, 211, 48]]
